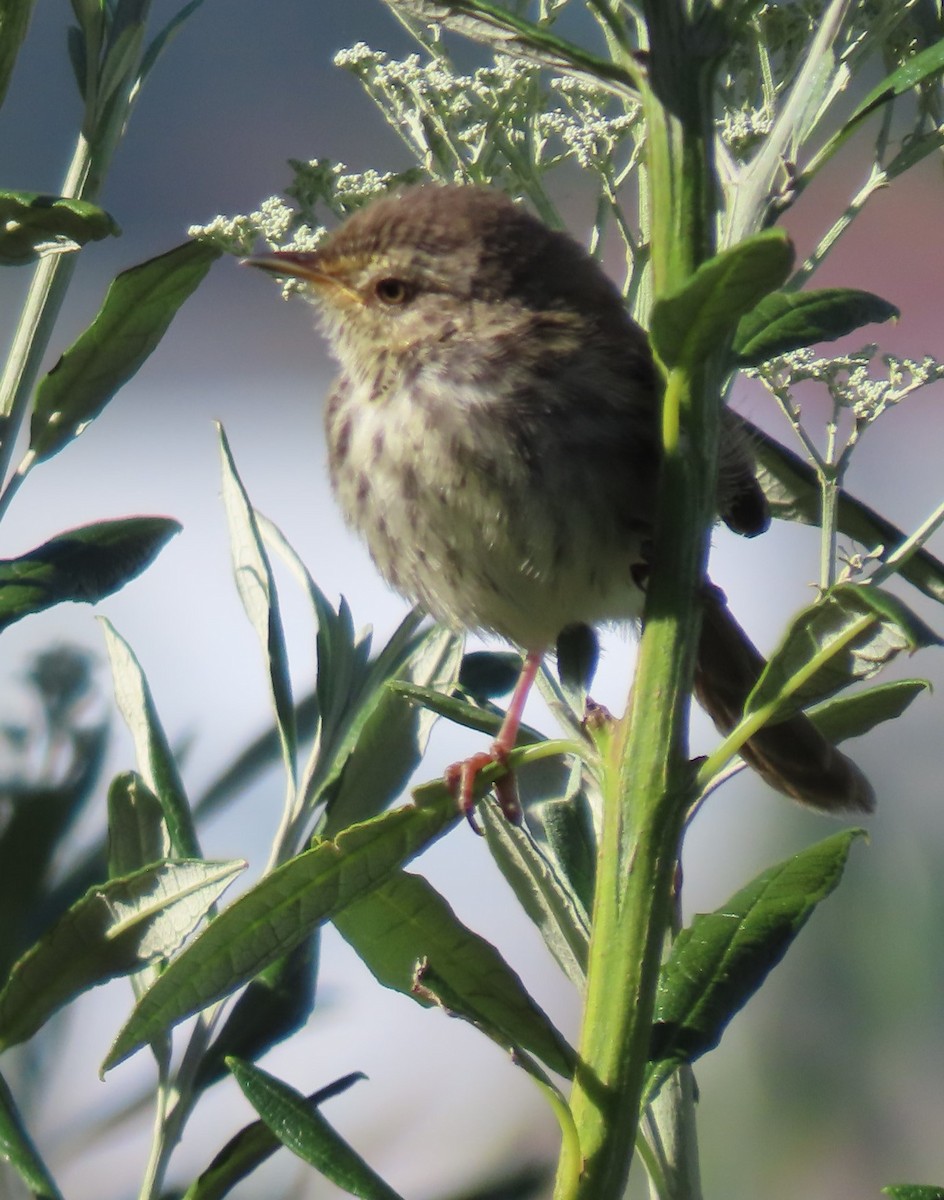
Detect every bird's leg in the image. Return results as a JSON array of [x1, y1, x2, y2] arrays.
[[446, 649, 544, 827]]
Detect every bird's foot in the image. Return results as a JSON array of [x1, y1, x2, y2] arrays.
[[444, 743, 521, 831]]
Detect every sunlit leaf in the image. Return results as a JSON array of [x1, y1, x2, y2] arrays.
[[734, 287, 899, 366], [0, 190, 118, 264]]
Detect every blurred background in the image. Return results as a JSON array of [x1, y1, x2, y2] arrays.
[[1, 3, 943, 1197]]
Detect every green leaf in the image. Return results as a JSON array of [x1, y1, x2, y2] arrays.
[[100, 619, 201, 858], [0, 1068, 62, 1200], [228, 1059, 404, 1200], [645, 829, 865, 1104], [139, 0, 208, 82], [334, 869, 575, 1078], [733, 288, 899, 367], [883, 1187, 944, 1200], [480, 801, 589, 989], [749, 422, 944, 606], [183, 1072, 365, 1200], [746, 584, 941, 720], [193, 934, 319, 1094], [807, 678, 931, 744], [650, 230, 794, 370], [219, 427, 296, 784], [103, 794, 460, 1070], [0, 517, 180, 632], [0, 2, 37, 111], [802, 37, 944, 189], [107, 771, 171, 876], [0, 190, 116, 265], [323, 626, 462, 834], [29, 239, 220, 462], [0, 859, 243, 1051]]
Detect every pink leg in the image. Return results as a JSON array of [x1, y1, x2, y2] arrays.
[[445, 649, 544, 826]]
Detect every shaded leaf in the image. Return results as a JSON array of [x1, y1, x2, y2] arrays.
[[104, 793, 460, 1069], [183, 1072, 365, 1200], [0, 859, 243, 1050], [228, 1058, 404, 1200], [101, 619, 201, 858], [0, 1068, 62, 1200], [107, 771, 170, 877], [734, 288, 899, 367], [650, 230, 794, 370], [30, 239, 220, 461], [746, 584, 941, 719], [645, 829, 865, 1103], [219, 427, 296, 784], [0, 1, 36, 111], [0, 517, 180, 632], [335, 869, 575, 1077], [807, 678, 931, 744], [0, 190, 118, 264], [193, 934, 319, 1094]]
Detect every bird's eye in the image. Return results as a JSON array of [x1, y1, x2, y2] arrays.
[[373, 277, 413, 305]]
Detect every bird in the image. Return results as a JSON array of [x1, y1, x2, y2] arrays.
[[245, 183, 874, 821]]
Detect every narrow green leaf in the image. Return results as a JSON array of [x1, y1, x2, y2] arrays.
[[0, 860, 243, 1050], [749, 422, 944, 606], [0, 517, 180, 632], [807, 678, 931, 744], [183, 1072, 365, 1200], [645, 829, 866, 1103], [103, 794, 460, 1069], [219, 427, 296, 783], [107, 771, 171, 876], [0, 1069, 62, 1200], [0, 190, 117, 265], [883, 1187, 944, 1200], [323, 627, 462, 834], [100, 619, 201, 858], [733, 288, 899, 367], [746, 584, 941, 719], [802, 37, 944, 188], [29, 240, 220, 462], [480, 803, 589, 988], [193, 934, 319, 1094], [228, 1058, 404, 1200], [139, 0, 208, 82], [0, 1, 37, 110], [650, 230, 794, 370], [334, 869, 575, 1078]]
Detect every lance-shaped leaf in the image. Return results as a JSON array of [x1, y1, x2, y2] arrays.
[[650, 230, 794, 371], [0, 1068, 61, 1200], [228, 1059, 404, 1200], [800, 37, 944, 191], [334, 869, 575, 1078], [882, 1187, 944, 1200], [745, 584, 941, 721], [101, 619, 200, 858], [183, 1071, 365, 1200], [103, 793, 460, 1070], [107, 771, 171, 877], [644, 829, 865, 1105], [807, 678, 931, 744], [193, 934, 319, 1095], [0, 517, 180, 632], [0, 190, 119, 264], [219, 427, 296, 784], [0, 859, 243, 1050], [733, 288, 899, 367], [29, 239, 220, 462]]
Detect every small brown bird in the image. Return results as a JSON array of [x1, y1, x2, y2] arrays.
[[247, 184, 874, 819]]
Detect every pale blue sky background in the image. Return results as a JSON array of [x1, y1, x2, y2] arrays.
[[2, 5, 944, 1199]]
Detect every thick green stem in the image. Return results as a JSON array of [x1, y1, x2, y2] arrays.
[[557, 6, 723, 1196]]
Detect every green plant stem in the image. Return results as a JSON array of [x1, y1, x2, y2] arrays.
[[558, 6, 720, 1195]]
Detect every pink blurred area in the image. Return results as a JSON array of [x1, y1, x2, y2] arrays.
[[1, 5, 943, 1199]]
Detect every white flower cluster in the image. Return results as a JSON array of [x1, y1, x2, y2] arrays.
[[755, 346, 944, 424], [721, 104, 775, 155]]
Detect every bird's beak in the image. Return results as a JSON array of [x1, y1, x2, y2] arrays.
[[242, 251, 361, 304]]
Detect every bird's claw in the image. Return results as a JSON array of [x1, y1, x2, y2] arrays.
[[444, 744, 521, 831]]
